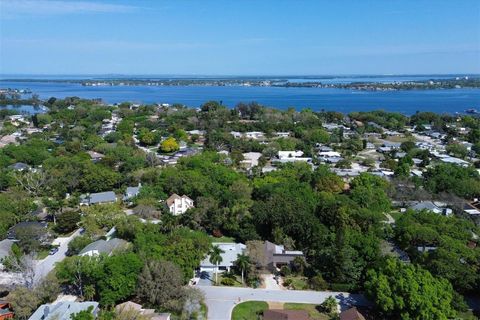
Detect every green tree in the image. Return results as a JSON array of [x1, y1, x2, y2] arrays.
[[71, 306, 95, 320], [55, 210, 81, 234], [234, 254, 250, 285], [209, 245, 224, 284], [136, 260, 185, 312], [6, 286, 40, 320], [365, 258, 456, 320], [96, 253, 143, 305]]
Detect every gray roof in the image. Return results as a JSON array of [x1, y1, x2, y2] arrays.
[[0, 239, 14, 260], [82, 191, 117, 204], [28, 301, 99, 320], [123, 185, 141, 201], [410, 201, 441, 213], [79, 238, 129, 256], [8, 162, 29, 170]]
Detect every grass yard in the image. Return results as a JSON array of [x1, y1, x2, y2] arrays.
[[36, 249, 50, 260], [217, 273, 244, 287], [284, 303, 331, 320], [210, 235, 236, 243], [284, 276, 309, 290], [457, 310, 478, 320], [231, 301, 268, 320], [389, 210, 403, 221]]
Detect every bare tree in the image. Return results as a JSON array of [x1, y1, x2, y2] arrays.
[[10, 253, 37, 288], [13, 170, 48, 197], [146, 152, 159, 167]]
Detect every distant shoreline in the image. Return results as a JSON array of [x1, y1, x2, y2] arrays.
[[2, 76, 480, 91]]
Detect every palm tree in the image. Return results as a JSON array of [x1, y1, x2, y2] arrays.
[[235, 254, 250, 285], [209, 245, 224, 284]]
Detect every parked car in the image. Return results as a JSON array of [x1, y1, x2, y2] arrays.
[[49, 247, 59, 255]]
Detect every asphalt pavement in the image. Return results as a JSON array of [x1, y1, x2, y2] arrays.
[[198, 285, 369, 320], [33, 228, 82, 284]]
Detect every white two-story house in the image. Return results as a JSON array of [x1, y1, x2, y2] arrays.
[[166, 194, 194, 215]]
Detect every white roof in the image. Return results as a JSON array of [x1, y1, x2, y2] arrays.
[[278, 150, 304, 159], [200, 243, 246, 268], [318, 151, 341, 157]]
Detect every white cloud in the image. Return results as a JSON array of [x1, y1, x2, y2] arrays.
[[0, 0, 138, 17]]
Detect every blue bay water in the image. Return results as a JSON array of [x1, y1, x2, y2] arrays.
[[1, 80, 479, 115]]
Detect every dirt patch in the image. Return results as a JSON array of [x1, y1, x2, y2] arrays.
[[267, 301, 285, 309]]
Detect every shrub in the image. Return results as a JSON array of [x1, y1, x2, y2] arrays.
[[283, 278, 293, 287], [309, 274, 328, 290], [55, 210, 81, 234], [330, 283, 353, 292], [221, 277, 235, 286], [280, 265, 292, 277]]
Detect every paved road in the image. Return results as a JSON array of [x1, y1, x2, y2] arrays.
[[34, 228, 82, 284], [198, 285, 370, 320]]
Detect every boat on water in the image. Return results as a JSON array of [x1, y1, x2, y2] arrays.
[[465, 108, 478, 114]]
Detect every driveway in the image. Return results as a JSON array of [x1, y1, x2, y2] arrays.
[[261, 274, 283, 290], [198, 285, 370, 320], [34, 228, 82, 284]]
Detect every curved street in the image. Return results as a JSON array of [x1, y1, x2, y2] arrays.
[[198, 285, 370, 320]]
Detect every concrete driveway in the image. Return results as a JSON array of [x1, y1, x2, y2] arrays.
[[198, 285, 370, 320], [34, 228, 82, 284]]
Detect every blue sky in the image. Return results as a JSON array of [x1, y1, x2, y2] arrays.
[[0, 0, 479, 75]]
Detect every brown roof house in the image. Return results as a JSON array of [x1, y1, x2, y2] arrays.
[[166, 194, 194, 216], [263, 309, 309, 320], [115, 301, 170, 320], [339, 307, 366, 320], [264, 241, 304, 271]]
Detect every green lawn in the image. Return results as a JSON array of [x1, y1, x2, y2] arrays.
[[389, 210, 403, 221], [284, 303, 331, 320], [284, 276, 309, 290], [36, 249, 50, 260], [231, 301, 268, 320], [210, 235, 236, 243], [216, 274, 244, 287], [457, 310, 478, 320]]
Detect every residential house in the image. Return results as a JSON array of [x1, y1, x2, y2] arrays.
[[0, 134, 18, 148], [409, 201, 452, 216], [275, 132, 291, 138], [244, 131, 265, 140], [339, 307, 366, 320], [278, 150, 304, 159], [123, 184, 142, 202], [417, 246, 438, 253], [439, 156, 470, 167], [79, 238, 129, 257], [166, 194, 194, 215], [464, 201, 480, 216], [186, 130, 205, 136], [377, 142, 401, 153], [8, 162, 29, 171], [318, 151, 343, 164], [115, 301, 171, 320], [263, 309, 309, 320], [0, 301, 14, 320], [87, 151, 105, 162], [7, 222, 49, 243], [275, 150, 312, 164], [199, 242, 246, 273], [28, 301, 99, 320], [263, 241, 304, 271], [0, 239, 14, 269], [241, 152, 262, 169], [80, 191, 117, 206]]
